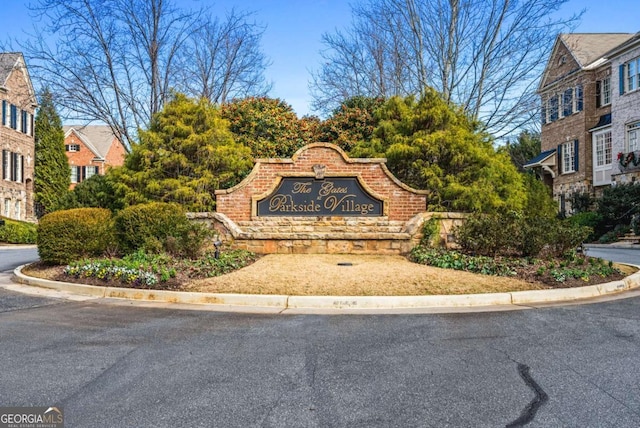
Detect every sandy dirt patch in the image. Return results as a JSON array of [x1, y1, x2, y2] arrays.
[[185, 254, 547, 296]]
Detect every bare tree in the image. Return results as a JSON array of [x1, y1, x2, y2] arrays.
[[310, 0, 581, 136], [175, 9, 272, 104], [18, 0, 269, 149]]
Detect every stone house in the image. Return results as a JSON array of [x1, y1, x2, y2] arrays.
[[527, 33, 640, 213], [0, 52, 37, 221], [63, 125, 126, 189]]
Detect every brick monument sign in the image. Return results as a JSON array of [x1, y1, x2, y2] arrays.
[[192, 143, 461, 254]]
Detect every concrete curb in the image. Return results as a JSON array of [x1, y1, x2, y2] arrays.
[[0, 244, 37, 250], [12, 264, 640, 311]]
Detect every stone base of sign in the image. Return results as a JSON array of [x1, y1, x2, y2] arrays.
[[188, 211, 465, 255]]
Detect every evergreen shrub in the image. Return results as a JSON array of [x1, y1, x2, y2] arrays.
[[37, 208, 115, 264], [114, 202, 208, 258], [455, 212, 591, 258], [0, 218, 37, 244]]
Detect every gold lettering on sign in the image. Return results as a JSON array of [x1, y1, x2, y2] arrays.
[[318, 181, 348, 197], [268, 194, 321, 213], [292, 182, 312, 194], [257, 177, 382, 216]]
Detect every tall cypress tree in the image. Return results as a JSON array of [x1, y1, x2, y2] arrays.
[[34, 88, 70, 216]]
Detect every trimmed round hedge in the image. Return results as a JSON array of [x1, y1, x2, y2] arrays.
[[37, 208, 115, 264], [113, 202, 207, 257]]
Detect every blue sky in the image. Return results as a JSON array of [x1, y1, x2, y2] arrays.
[[1, 0, 637, 117]]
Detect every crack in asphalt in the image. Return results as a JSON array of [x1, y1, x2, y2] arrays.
[[506, 363, 548, 428]]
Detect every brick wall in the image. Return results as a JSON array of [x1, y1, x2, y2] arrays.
[[211, 143, 432, 254], [216, 143, 427, 222]]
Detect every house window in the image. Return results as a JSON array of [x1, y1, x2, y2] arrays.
[[549, 96, 559, 122], [597, 77, 611, 107], [70, 166, 79, 183], [13, 153, 22, 183], [14, 200, 21, 220], [562, 88, 573, 117], [629, 59, 639, 92], [560, 140, 578, 174], [628, 121, 640, 152], [66, 144, 80, 152], [9, 105, 17, 130], [85, 165, 99, 179], [621, 57, 640, 94], [594, 130, 612, 167], [575, 85, 583, 112], [4, 199, 10, 217], [543, 85, 582, 124]]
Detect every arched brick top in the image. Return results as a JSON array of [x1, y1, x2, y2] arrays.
[[215, 143, 428, 222]]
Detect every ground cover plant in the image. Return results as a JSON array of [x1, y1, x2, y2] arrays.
[[409, 246, 623, 288], [60, 249, 258, 290]]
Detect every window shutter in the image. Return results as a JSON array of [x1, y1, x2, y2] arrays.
[[1, 100, 5, 126], [557, 144, 563, 174], [11, 153, 16, 181], [1, 150, 5, 180], [20, 155, 24, 183], [81, 166, 86, 182], [620, 64, 626, 95], [64, 145, 69, 151], [596, 81, 601, 108], [541, 104, 547, 125], [574, 140, 579, 172], [94, 166, 100, 175], [10, 105, 16, 129]]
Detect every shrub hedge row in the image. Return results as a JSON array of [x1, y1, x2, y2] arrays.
[[37, 202, 209, 264], [0, 218, 37, 244], [454, 211, 591, 258]]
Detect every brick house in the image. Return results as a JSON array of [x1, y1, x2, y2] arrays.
[[63, 125, 126, 189], [0, 52, 37, 221], [527, 33, 640, 214]]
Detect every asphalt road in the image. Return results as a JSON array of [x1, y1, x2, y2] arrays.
[[2, 260, 640, 426], [584, 245, 640, 266], [2, 246, 640, 427], [0, 246, 39, 271]]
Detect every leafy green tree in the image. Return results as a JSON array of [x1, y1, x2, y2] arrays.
[[34, 88, 71, 216], [352, 89, 526, 213], [318, 96, 384, 152], [505, 130, 541, 173], [58, 172, 124, 212], [220, 97, 310, 158], [116, 93, 253, 211]]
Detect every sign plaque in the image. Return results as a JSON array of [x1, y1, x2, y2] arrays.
[[257, 177, 383, 217]]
